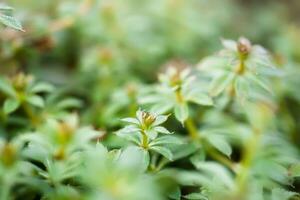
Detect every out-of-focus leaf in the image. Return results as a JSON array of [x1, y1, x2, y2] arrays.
[[3, 98, 20, 114], [184, 193, 208, 200], [209, 73, 235, 97], [206, 135, 232, 157], [151, 146, 173, 161], [174, 103, 188, 124], [26, 95, 44, 108], [0, 14, 23, 31]]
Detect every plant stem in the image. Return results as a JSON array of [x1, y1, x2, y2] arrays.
[[156, 157, 169, 171], [141, 130, 148, 149], [185, 118, 198, 139], [175, 89, 184, 104], [1, 175, 11, 200], [207, 146, 236, 172], [235, 129, 261, 197], [236, 60, 245, 75]]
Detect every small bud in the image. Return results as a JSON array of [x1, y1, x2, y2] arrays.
[[57, 121, 75, 144], [11, 73, 33, 91], [99, 48, 113, 64], [141, 111, 156, 128], [0, 143, 17, 167], [237, 37, 252, 56], [126, 83, 137, 98], [54, 147, 65, 160], [167, 67, 182, 88]]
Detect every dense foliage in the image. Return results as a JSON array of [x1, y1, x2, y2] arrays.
[[0, 1, 300, 200]]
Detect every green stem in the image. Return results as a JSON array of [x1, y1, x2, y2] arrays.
[[150, 153, 158, 171], [156, 157, 169, 171], [1, 175, 12, 200], [22, 103, 39, 127], [185, 118, 198, 139], [141, 130, 148, 149], [175, 89, 184, 104], [235, 129, 261, 196], [236, 56, 246, 75], [207, 146, 236, 172]]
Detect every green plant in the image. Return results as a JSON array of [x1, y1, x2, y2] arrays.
[[0, 1, 300, 200]]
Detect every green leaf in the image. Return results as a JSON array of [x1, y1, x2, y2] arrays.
[[0, 14, 24, 31], [271, 188, 298, 200], [119, 146, 149, 172], [154, 126, 172, 134], [150, 135, 183, 146], [150, 146, 173, 161], [115, 130, 141, 145], [121, 117, 140, 124], [209, 73, 235, 97], [246, 73, 273, 94], [0, 5, 14, 11], [174, 103, 188, 124], [290, 163, 300, 177], [117, 126, 140, 135], [153, 114, 169, 126], [187, 93, 213, 106], [192, 161, 234, 188], [145, 129, 158, 140], [3, 98, 20, 114], [150, 102, 173, 114], [30, 82, 54, 93], [168, 186, 181, 200], [234, 76, 249, 103], [56, 98, 82, 109], [206, 135, 232, 157], [26, 95, 44, 108], [172, 143, 198, 160], [0, 77, 16, 97], [141, 149, 150, 171], [184, 193, 208, 200]]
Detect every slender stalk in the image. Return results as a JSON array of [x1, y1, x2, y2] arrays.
[[175, 89, 184, 104], [207, 146, 236, 172], [1, 176, 11, 200], [22, 103, 39, 127], [185, 118, 198, 139], [141, 130, 148, 149], [156, 158, 169, 171], [236, 60, 245, 75], [150, 153, 158, 170], [235, 129, 261, 197]]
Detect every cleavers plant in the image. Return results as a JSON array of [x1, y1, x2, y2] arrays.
[[0, 2, 300, 200]]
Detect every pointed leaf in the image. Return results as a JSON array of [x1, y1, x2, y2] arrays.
[[188, 93, 213, 106], [174, 103, 188, 124], [26, 95, 44, 108], [0, 14, 23, 31], [150, 146, 173, 161], [206, 135, 232, 157], [150, 135, 183, 146], [121, 117, 140, 125], [30, 82, 54, 93], [209, 73, 235, 97], [154, 126, 172, 134], [153, 114, 169, 126], [184, 193, 208, 200], [3, 98, 20, 114]]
